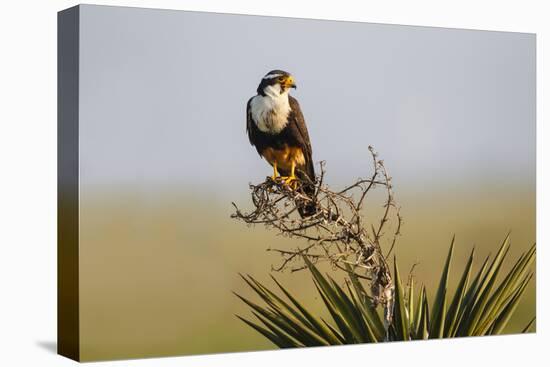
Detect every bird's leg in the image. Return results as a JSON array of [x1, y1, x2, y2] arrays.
[[283, 161, 298, 188], [271, 162, 279, 181]]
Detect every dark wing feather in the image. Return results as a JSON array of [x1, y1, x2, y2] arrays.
[[246, 97, 255, 145], [246, 97, 263, 156], [288, 96, 315, 181]]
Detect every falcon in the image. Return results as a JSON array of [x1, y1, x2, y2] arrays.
[[246, 70, 316, 215]]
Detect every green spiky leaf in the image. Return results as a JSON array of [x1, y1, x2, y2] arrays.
[[235, 237, 535, 348]]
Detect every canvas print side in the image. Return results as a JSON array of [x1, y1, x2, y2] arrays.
[[57, 5, 80, 361]]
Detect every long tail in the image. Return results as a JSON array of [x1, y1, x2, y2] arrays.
[[296, 168, 317, 218]]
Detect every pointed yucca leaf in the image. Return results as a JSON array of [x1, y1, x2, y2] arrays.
[[472, 235, 511, 309], [246, 275, 316, 331], [250, 311, 304, 347], [238, 274, 270, 301], [265, 310, 331, 347], [393, 257, 410, 340], [321, 318, 346, 343], [326, 276, 368, 342], [269, 275, 343, 345], [234, 292, 329, 346], [246, 275, 342, 345], [344, 263, 386, 336], [315, 282, 356, 343], [240, 276, 327, 344], [491, 273, 533, 335], [445, 247, 474, 337], [345, 281, 379, 342], [522, 317, 536, 333], [387, 324, 397, 341], [461, 254, 490, 309], [413, 284, 424, 334], [234, 292, 276, 319], [430, 237, 454, 338], [482, 244, 535, 321], [414, 286, 429, 339], [474, 246, 535, 334], [454, 253, 491, 336], [479, 253, 523, 322], [245, 274, 326, 335], [328, 276, 374, 342], [236, 315, 297, 348], [239, 274, 287, 317], [344, 262, 369, 303], [503, 244, 535, 294], [237, 237, 535, 347], [407, 277, 415, 330], [234, 293, 303, 343], [304, 257, 364, 342], [432, 287, 448, 338], [466, 235, 511, 335], [347, 282, 385, 341], [235, 293, 293, 335]]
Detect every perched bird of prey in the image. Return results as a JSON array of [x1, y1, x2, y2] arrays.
[[246, 70, 316, 216]]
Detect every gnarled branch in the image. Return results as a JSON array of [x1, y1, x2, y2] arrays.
[[231, 146, 402, 330]]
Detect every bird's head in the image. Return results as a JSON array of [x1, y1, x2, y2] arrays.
[[256, 70, 297, 97]]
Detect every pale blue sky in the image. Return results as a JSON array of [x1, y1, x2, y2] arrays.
[[78, 5, 535, 194]]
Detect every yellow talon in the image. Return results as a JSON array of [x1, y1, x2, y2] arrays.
[[283, 161, 298, 188], [288, 179, 299, 189], [283, 175, 297, 185], [271, 163, 279, 180]]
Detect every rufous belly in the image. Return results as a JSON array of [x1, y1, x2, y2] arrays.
[[261, 145, 305, 171]]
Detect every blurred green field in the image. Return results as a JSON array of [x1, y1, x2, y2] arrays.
[[78, 185, 535, 361]]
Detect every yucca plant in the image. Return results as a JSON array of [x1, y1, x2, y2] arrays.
[[235, 235, 535, 347]]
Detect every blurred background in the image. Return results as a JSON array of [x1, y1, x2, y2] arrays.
[[76, 5, 535, 360]]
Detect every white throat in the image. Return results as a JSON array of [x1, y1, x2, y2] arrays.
[[250, 85, 291, 134]]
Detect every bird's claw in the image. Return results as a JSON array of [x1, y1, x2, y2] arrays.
[[281, 176, 298, 189]]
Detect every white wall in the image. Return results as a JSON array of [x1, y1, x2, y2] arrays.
[[0, 1, 547, 367]]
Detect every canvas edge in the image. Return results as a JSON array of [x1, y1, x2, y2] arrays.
[[57, 4, 81, 362]]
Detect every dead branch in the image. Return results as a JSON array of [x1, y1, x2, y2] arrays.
[[231, 146, 402, 331]]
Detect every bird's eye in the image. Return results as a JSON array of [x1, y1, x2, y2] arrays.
[[278, 77, 285, 82]]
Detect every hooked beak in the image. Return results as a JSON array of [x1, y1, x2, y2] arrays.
[[283, 76, 297, 89]]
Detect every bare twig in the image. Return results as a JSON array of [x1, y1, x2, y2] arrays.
[[231, 146, 402, 332]]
